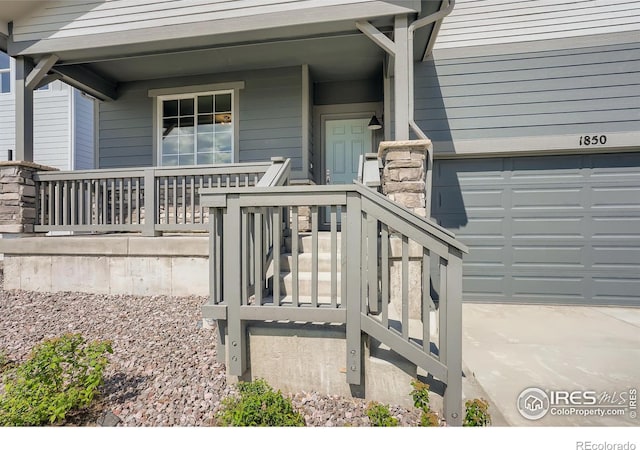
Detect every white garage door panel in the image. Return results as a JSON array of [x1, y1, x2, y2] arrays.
[[433, 152, 640, 306]]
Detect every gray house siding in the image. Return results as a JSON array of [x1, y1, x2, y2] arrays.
[[73, 90, 95, 170], [98, 66, 304, 176], [435, 0, 640, 49], [415, 39, 640, 155]]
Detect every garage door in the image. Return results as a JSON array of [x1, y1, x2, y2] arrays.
[[432, 153, 640, 306]]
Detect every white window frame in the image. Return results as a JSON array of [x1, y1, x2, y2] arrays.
[[150, 81, 243, 166]]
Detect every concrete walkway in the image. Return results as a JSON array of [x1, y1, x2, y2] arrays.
[[461, 303, 640, 426]]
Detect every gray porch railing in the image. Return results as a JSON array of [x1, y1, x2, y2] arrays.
[[200, 182, 468, 425], [33, 158, 290, 236]]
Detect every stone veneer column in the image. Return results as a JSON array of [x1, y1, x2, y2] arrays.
[[0, 161, 57, 234], [377, 140, 434, 324], [378, 139, 432, 218]]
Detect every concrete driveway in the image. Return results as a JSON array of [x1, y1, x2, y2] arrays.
[[461, 303, 640, 426]]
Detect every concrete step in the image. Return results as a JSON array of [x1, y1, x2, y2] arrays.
[[279, 252, 342, 272], [279, 271, 342, 297], [285, 233, 342, 253]]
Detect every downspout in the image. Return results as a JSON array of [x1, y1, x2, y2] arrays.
[[407, 0, 455, 139]]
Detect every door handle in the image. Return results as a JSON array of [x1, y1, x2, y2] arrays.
[[325, 169, 331, 184]]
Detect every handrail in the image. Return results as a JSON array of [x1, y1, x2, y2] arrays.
[[201, 176, 465, 425]]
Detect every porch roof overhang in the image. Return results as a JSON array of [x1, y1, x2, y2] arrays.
[[4, 0, 449, 101]]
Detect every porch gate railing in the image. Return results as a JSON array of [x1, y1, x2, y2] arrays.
[[200, 182, 468, 425], [32, 158, 289, 235]]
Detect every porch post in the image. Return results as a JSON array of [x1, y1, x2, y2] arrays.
[[14, 57, 34, 162], [393, 15, 410, 141]]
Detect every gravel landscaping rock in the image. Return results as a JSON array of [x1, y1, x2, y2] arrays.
[[0, 269, 422, 427]]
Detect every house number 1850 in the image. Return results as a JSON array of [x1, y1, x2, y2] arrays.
[[579, 135, 607, 146]]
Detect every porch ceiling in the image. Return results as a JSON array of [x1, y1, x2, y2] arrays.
[[60, 32, 386, 84]]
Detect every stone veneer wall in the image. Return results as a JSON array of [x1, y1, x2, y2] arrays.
[[378, 139, 432, 218], [0, 161, 57, 234]]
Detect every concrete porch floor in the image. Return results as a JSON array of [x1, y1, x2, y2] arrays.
[[462, 303, 640, 426]]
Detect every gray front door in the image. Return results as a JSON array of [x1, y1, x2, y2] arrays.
[[325, 118, 372, 185]]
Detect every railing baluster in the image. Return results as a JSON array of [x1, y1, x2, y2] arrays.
[[381, 223, 389, 329], [311, 205, 318, 307], [172, 176, 178, 224], [273, 207, 281, 306], [198, 176, 204, 224], [135, 178, 140, 224], [438, 257, 448, 362], [77, 181, 84, 226], [189, 176, 195, 225], [163, 177, 169, 224], [88, 179, 94, 225], [340, 205, 347, 308], [254, 208, 263, 306], [126, 178, 132, 224], [367, 214, 378, 314], [54, 181, 61, 226], [101, 179, 107, 225], [70, 181, 76, 226], [292, 206, 299, 307], [422, 248, 431, 353], [119, 178, 124, 225], [402, 235, 409, 340], [241, 208, 248, 305], [330, 205, 337, 308], [181, 176, 186, 224], [110, 178, 115, 225]]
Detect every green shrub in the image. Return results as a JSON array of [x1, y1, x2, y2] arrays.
[[410, 379, 440, 426], [215, 378, 305, 426], [365, 402, 398, 427], [0, 350, 8, 374], [463, 398, 491, 427], [0, 333, 113, 426]]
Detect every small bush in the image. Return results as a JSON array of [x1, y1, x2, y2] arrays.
[[365, 402, 398, 427], [215, 378, 305, 426], [410, 379, 439, 426], [0, 350, 8, 374], [0, 333, 113, 426], [463, 398, 491, 427]]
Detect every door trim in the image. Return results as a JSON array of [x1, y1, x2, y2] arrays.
[[312, 102, 383, 185]]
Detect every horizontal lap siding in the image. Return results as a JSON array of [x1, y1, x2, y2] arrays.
[[0, 94, 14, 161], [416, 40, 640, 147], [98, 67, 303, 172], [436, 0, 640, 48], [432, 153, 640, 306], [33, 83, 71, 170], [73, 90, 95, 169], [12, 0, 372, 41]]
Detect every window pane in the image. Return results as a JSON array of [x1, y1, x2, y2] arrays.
[[0, 72, 9, 94], [198, 95, 214, 114], [215, 93, 231, 112], [163, 117, 179, 137], [179, 98, 194, 116], [215, 132, 232, 152], [179, 155, 194, 166], [179, 116, 194, 134], [215, 152, 232, 164], [197, 114, 214, 133], [214, 113, 232, 124], [197, 133, 214, 153], [163, 100, 178, 117], [162, 136, 179, 155], [197, 153, 214, 165], [179, 135, 194, 154], [0, 53, 9, 70], [162, 155, 179, 166]]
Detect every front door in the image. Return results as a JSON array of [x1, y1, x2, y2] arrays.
[[325, 118, 372, 186]]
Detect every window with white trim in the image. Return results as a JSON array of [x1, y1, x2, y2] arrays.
[[0, 53, 10, 94], [159, 91, 233, 166]]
